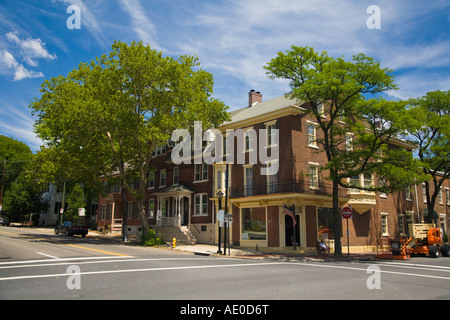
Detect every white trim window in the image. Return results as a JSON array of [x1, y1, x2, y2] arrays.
[[345, 133, 353, 152], [194, 163, 208, 182], [148, 199, 155, 218], [308, 163, 319, 189], [173, 167, 179, 185], [349, 173, 374, 194], [307, 122, 317, 148], [265, 120, 278, 148], [381, 212, 389, 236], [194, 193, 208, 215], [422, 184, 427, 203], [244, 165, 254, 196], [159, 169, 166, 188]]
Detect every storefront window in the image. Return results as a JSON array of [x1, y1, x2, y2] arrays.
[[241, 208, 266, 240], [317, 207, 334, 240]]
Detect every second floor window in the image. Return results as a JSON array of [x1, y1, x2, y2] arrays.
[[307, 124, 317, 147], [244, 166, 253, 196], [195, 163, 208, 181], [309, 164, 319, 189], [160, 169, 166, 187], [173, 167, 179, 185]]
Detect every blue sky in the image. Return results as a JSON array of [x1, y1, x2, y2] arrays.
[[0, 0, 449, 152]]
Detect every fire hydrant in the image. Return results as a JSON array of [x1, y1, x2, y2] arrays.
[[172, 237, 177, 248]]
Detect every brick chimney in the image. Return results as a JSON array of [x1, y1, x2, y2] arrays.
[[248, 89, 262, 107]]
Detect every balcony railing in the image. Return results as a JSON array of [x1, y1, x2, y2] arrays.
[[230, 179, 349, 198]]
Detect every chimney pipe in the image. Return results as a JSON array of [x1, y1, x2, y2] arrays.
[[248, 89, 262, 107]]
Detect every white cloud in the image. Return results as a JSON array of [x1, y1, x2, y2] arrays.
[[6, 31, 56, 67], [0, 49, 44, 81], [387, 70, 450, 101], [119, 0, 166, 52], [172, 0, 450, 105], [13, 64, 44, 81]]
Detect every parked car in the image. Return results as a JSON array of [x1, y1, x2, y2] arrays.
[[55, 221, 88, 237], [0, 215, 10, 226]]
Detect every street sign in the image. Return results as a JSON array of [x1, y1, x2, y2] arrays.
[[78, 208, 85, 216], [217, 210, 224, 222], [341, 206, 352, 219]]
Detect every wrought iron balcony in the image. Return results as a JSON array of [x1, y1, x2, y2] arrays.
[[230, 179, 349, 199]]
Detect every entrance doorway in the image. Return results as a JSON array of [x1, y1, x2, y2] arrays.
[[285, 214, 300, 246], [182, 197, 189, 226]]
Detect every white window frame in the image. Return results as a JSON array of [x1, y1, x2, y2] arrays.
[[422, 184, 427, 203], [159, 169, 166, 188], [308, 162, 319, 190], [194, 193, 208, 216], [306, 121, 318, 148], [264, 120, 278, 148], [194, 163, 208, 182], [244, 164, 254, 196], [345, 132, 353, 152], [148, 199, 155, 218], [381, 212, 389, 236], [173, 167, 179, 185]]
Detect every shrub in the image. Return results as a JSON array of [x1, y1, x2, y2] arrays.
[[141, 228, 165, 247]]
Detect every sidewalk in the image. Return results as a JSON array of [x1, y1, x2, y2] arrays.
[[159, 243, 377, 262], [27, 226, 377, 262]]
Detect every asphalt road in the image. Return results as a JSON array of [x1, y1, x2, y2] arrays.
[[1, 226, 449, 305]]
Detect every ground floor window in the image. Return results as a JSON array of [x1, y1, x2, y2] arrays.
[[194, 194, 208, 215], [317, 207, 334, 240], [241, 208, 266, 240]]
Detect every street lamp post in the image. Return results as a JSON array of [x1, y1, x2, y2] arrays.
[[223, 163, 229, 256], [216, 190, 223, 254]]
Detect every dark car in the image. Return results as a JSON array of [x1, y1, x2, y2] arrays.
[[55, 221, 88, 237], [0, 214, 10, 226]]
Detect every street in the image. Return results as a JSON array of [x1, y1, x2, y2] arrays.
[[1, 226, 449, 304]]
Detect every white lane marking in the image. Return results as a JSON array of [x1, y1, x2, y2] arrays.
[[0, 255, 131, 266], [36, 252, 59, 259], [0, 257, 217, 270], [0, 261, 284, 281], [287, 261, 450, 281]]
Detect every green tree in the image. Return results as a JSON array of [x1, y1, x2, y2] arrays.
[[404, 90, 450, 223], [3, 173, 48, 224], [265, 46, 420, 255], [31, 41, 230, 240], [66, 183, 86, 222], [0, 135, 33, 204]]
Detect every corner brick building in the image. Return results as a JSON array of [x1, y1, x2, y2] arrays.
[[97, 91, 450, 253]]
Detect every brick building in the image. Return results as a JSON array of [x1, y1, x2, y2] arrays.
[[96, 90, 450, 252]]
